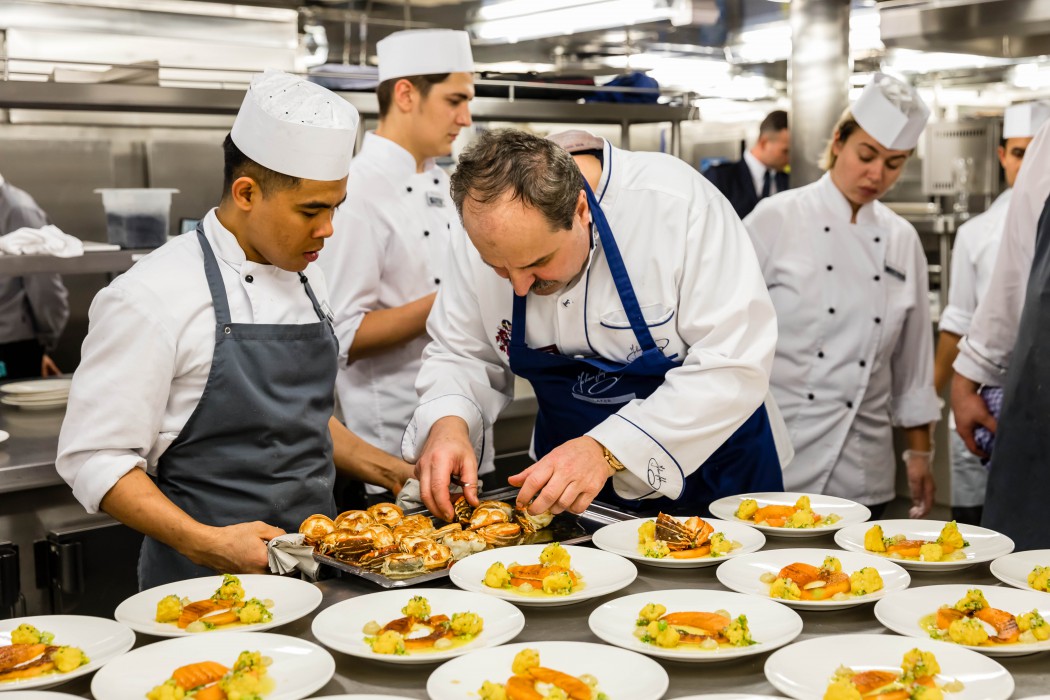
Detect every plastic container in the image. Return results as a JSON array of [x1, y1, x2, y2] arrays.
[[94, 188, 179, 249]]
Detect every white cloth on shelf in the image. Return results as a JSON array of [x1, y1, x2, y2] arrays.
[[0, 225, 84, 257]]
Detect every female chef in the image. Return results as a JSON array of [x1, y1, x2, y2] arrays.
[[745, 73, 941, 519]]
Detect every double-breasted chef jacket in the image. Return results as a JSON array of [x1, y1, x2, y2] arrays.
[[322, 133, 496, 474], [56, 209, 337, 527], [402, 138, 788, 504], [745, 173, 941, 506]]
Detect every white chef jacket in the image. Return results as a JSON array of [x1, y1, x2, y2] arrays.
[[939, 189, 1012, 338], [402, 140, 784, 501], [320, 133, 457, 469], [955, 121, 1050, 387], [56, 209, 333, 514], [745, 173, 941, 505]]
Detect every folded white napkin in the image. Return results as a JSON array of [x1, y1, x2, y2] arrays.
[[267, 533, 319, 578], [0, 225, 84, 257], [394, 477, 482, 512]]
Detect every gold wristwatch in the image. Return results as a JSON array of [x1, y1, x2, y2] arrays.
[[600, 443, 627, 473]]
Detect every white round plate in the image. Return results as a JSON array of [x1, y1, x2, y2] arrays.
[[311, 587, 524, 664], [0, 430, 9, 444], [426, 641, 668, 700], [990, 549, 1050, 594], [834, 519, 1015, 572], [714, 548, 910, 610], [114, 573, 322, 637], [448, 544, 637, 607], [0, 615, 135, 691], [0, 397, 66, 410], [709, 491, 870, 538], [668, 696, 786, 700], [588, 588, 802, 662], [90, 631, 333, 700], [0, 379, 71, 395], [874, 583, 1050, 657], [313, 697, 418, 700], [591, 516, 766, 568], [764, 634, 1014, 700], [1, 693, 87, 700]]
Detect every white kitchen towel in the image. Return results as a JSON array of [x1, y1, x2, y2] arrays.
[[0, 225, 84, 257], [267, 533, 320, 578], [394, 477, 480, 512]]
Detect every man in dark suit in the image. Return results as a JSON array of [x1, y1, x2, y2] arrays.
[[703, 110, 790, 219]]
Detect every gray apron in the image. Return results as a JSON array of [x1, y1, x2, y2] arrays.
[[138, 227, 338, 589], [982, 192, 1050, 550]]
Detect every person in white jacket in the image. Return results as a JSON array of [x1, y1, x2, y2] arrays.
[[744, 74, 941, 519], [320, 30, 482, 501], [405, 128, 786, 522], [933, 101, 1049, 525]]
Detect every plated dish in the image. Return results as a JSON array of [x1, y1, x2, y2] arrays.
[[587, 588, 803, 663], [90, 631, 334, 700], [426, 641, 668, 700], [990, 550, 1050, 594], [591, 514, 765, 568], [450, 544, 636, 607], [145, 649, 271, 700], [115, 574, 322, 637], [835, 520, 1015, 572], [709, 492, 870, 537], [310, 588, 524, 665], [874, 584, 1050, 657], [715, 548, 910, 610], [0, 615, 135, 691], [763, 634, 1014, 700]]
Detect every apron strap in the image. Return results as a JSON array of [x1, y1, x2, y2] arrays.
[[195, 226, 232, 326], [298, 272, 332, 325], [581, 178, 661, 353]]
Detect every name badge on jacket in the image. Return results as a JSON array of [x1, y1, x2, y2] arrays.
[[426, 193, 445, 208], [884, 264, 906, 282]]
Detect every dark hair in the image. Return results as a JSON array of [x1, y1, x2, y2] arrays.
[[760, 110, 789, 136], [376, 73, 450, 118], [221, 133, 301, 199], [450, 128, 585, 231]]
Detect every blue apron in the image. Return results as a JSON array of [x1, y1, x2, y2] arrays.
[[138, 226, 338, 589], [508, 179, 782, 516]]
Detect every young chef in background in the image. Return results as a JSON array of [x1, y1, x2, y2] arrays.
[[320, 29, 493, 502], [405, 128, 786, 522], [57, 70, 412, 589], [933, 101, 1049, 525], [0, 174, 69, 379], [745, 74, 940, 520]]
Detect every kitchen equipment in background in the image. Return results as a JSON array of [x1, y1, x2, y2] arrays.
[[35, 520, 143, 618], [922, 119, 1000, 197], [0, 541, 25, 620], [94, 188, 179, 249]]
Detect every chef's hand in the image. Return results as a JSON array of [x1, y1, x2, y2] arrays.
[[950, 373, 996, 458], [416, 416, 478, 521], [190, 521, 285, 574], [509, 436, 612, 516], [40, 354, 60, 377], [904, 450, 935, 519]]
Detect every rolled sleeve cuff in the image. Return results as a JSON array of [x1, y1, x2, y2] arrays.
[[954, 337, 1006, 387], [61, 451, 146, 514], [333, 314, 365, 364], [937, 305, 971, 337], [401, 394, 486, 463], [587, 415, 684, 501], [890, 386, 942, 428]]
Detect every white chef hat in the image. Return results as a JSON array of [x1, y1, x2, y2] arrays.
[[231, 69, 359, 182], [852, 73, 931, 151], [377, 29, 474, 83], [547, 129, 605, 154], [1003, 101, 1050, 139]]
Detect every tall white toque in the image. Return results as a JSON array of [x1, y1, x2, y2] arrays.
[[231, 69, 360, 182], [1003, 101, 1050, 139], [852, 73, 931, 151], [377, 29, 474, 83]]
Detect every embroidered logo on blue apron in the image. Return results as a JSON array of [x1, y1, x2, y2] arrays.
[[571, 370, 636, 405]]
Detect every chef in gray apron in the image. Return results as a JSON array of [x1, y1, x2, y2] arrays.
[[56, 70, 361, 588]]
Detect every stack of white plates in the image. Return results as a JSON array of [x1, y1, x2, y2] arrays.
[[0, 378, 71, 410]]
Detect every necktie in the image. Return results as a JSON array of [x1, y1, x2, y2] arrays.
[[761, 170, 772, 199]]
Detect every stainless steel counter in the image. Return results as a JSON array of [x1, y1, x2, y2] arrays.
[[49, 533, 1048, 699], [0, 400, 66, 493]]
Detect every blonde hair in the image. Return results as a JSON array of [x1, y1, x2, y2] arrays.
[[818, 107, 860, 171]]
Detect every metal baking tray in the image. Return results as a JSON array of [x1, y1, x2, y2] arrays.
[[314, 487, 635, 589]]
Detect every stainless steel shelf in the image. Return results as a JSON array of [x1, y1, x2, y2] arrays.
[[0, 81, 693, 125], [0, 249, 149, 275]]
